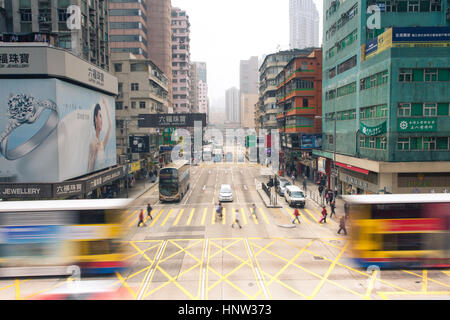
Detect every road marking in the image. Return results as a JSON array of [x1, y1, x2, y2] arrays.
[[137, 240, 167, 300], [222, 208, 226, 225], [240, 208, 248, 225], [160, 209, 174, 227], [144, 210, 155, 224], [173, 208, 184, 226], [244, 238, 269, 299], [150, 209, 165, 227], [304, 208, 320, 224], [201, 238, 209, 300], [259, 208, 270, 225], [364, 268, 379, 300], [186, 208, 195, 226], [422, 270, 428, 292], [308, 242, 349, 300], [201, 208, 207, 225]]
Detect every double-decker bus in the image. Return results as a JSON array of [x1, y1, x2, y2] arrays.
[[159, 160, 190, 202], [0, 199, 132, 277], [343, 194, 450, 269]]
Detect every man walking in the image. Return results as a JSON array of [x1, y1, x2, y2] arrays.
[[292, 208, 301, 224], [330, 200, 336, 219], [291, 174, 296, 186], [147, 203, 153, 220], [231, 209, 242, 229], [250, 203, 258, 220], [338, 215, 347, 235], [302, 179, 307, 192], [137, 209, 146, 227], [319, 206, 327, 224]]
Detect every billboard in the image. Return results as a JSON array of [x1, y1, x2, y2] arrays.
[[0, 78, 116, 183], [363, 26, 450, 60], [129, 135, 150, 153], [301, 134, 322, 149]]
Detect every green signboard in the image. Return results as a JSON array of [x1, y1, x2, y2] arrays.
[[360, 121, 387, 136], [398, 118, 437, 132]]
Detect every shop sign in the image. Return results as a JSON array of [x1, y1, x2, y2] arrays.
[[85, 167, 123, 192], [398, 118, 436, 132], [0, 52, 30, 69], [318, 157, 326, 173], [130, 161, 141, 173], [360, 121, 387, 136], [345, 175, 369, 190], [54, 182, 84, 197], [139, 113, 206, 127], [0, 184, 52, 199]]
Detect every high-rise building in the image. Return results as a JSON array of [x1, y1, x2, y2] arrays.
[[109, 0, 148, 59], [225, 87, 240, 124], [194, 62, 208, 118], [171, 7, 191, 113], [1, 0, 110, 70], [289, 0, 320, 49], [189, 62, 199, 113], [147, 0, 172, 112], [195, 61, 207, 82], [257, 49, 314, 131], [318, 0, 450, 195], [240, 56, 259, 95]]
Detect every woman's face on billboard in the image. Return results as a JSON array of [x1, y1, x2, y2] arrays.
[[95, 109, 102, 132]]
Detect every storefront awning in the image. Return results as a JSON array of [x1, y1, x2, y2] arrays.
[[335, 162, 369, 175]]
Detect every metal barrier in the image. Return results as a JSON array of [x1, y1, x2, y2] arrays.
[[262, 183, 271, 198]]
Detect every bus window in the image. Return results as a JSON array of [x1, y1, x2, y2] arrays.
[[78, 210, 106, 224], [383, 233, 422, 251], [160, 168, 179, 197], [372, 203, 423, 219]]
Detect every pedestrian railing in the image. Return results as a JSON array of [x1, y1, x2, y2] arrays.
[[262, 183, 271, 199], [308, 190, 324, 207]]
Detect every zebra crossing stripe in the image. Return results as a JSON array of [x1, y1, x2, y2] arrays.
[[259, 208, 270, 225], [160, 209, 174, 226], [186, 208, 195, 226], [173, 208, 184, 226], [240, 208, 248, 225], [150, 209, 165, 227], [201, 208, 207, 225]]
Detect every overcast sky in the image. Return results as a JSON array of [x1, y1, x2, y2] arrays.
[[171, 0, 324, 110]]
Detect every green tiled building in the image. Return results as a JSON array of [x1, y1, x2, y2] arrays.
[[317, 0, 450, 194]]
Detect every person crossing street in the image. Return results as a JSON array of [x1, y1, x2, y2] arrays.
[[338, 215, 347, 235], [147, 203, 153, 220], [292, 208, 301, 224], [137, 209, 146, 227], [319, 206, 327, 224], [231, 209, 242, 229], [250, 203, 258, 220], [330, 200, 336, 219]]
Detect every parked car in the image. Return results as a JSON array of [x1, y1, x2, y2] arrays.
[[276, 178, 291, 196], [218, 184, 233, 202], [284, 185, 306, 208]]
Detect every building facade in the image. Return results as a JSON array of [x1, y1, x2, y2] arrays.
[[171, 7, 191, 113], [289, 0, 320, 49], [258, 49, 315, 131], [240, 56, 259, 95], [189, 62, 199, 112], [276, 48, 322, 178], [318, 0, 450, 195], [147, 0, 173, 112], [109, 0, 148, 59], [1, 0, 110, 70], [225, 87, 240, 124], [112, 52, 169, 165]]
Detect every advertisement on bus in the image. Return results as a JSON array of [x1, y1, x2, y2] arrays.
[[0, 78, 117, 183]]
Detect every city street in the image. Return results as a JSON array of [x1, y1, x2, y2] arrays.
[[0, 160, 448, 300]]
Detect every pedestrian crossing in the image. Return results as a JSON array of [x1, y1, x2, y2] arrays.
[[125, 205, 338, 228]]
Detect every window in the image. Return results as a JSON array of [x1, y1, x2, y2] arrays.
[[398, 138, 410, 150], [423, 137, 436, 150], [424, 68, 437, 82], [437, 137, 449, 150], [131, 83, 139, 91], [130, 63, 147, 72], [424, 103, 437, 116], [359, 137, 365, 148], [399, 68, 412, 82], [337, 55, 357, 74], [381, 137, 387, 150], [139, 101, 146, 109], [408, 0, 419, 11], [115, 102, 123, 110], [398, 103, 411, 116], [131, 101, 136, 109], [303, 98, 308, 107], [114, 63, 122, 72], [380, 105, 388, 117]]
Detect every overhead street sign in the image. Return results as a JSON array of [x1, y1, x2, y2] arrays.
[[138, 113, 207, 128]]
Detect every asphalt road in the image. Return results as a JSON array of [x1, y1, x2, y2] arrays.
[[0, 160, 449, 300]]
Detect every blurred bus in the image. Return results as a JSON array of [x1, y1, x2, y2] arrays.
[[343, 194, 450, 269], [203, 145, 212, 162], [0, 199, 132, 277], [159, 160, 190, 202]]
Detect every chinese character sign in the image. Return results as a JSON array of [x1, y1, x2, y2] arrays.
[[398, 118, 437, 132]]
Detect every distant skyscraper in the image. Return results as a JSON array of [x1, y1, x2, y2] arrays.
[[289, 0, 319, 49], [240, 56, 259, 95], [225, 87, 240, 123]]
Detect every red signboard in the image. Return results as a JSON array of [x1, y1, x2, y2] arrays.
[[335, 162, 369, 175]]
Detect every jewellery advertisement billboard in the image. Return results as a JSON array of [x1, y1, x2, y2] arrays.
[[0, 78, 117, 183]]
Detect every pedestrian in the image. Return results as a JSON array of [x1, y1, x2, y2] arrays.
[[319, 206, 327, 224], [337, 216, 347, 235], [330, 200, 336, 218], [216, 203, 223, 219], [334, 185, 338, 198], [325, 190, 330, 205], [231, 209, 242, 229], [291, 174, 295, 185], [318, 184, 324, 196], [302, 179, 307, 192], [137, 209, 146, 227], [250, 203, 258, 220], [292, 208, 301, 224], [147, 203, 153, 220], [328, 190, 334, 204]]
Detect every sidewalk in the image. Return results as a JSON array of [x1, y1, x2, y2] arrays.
[[290, 176, 346, 218], [119, 177, 159, 199]]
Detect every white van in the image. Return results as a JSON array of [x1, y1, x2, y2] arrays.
[[284, 185, 306, 208]]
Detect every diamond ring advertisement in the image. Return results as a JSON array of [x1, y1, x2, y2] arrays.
[[0, 93, 59, 160]]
